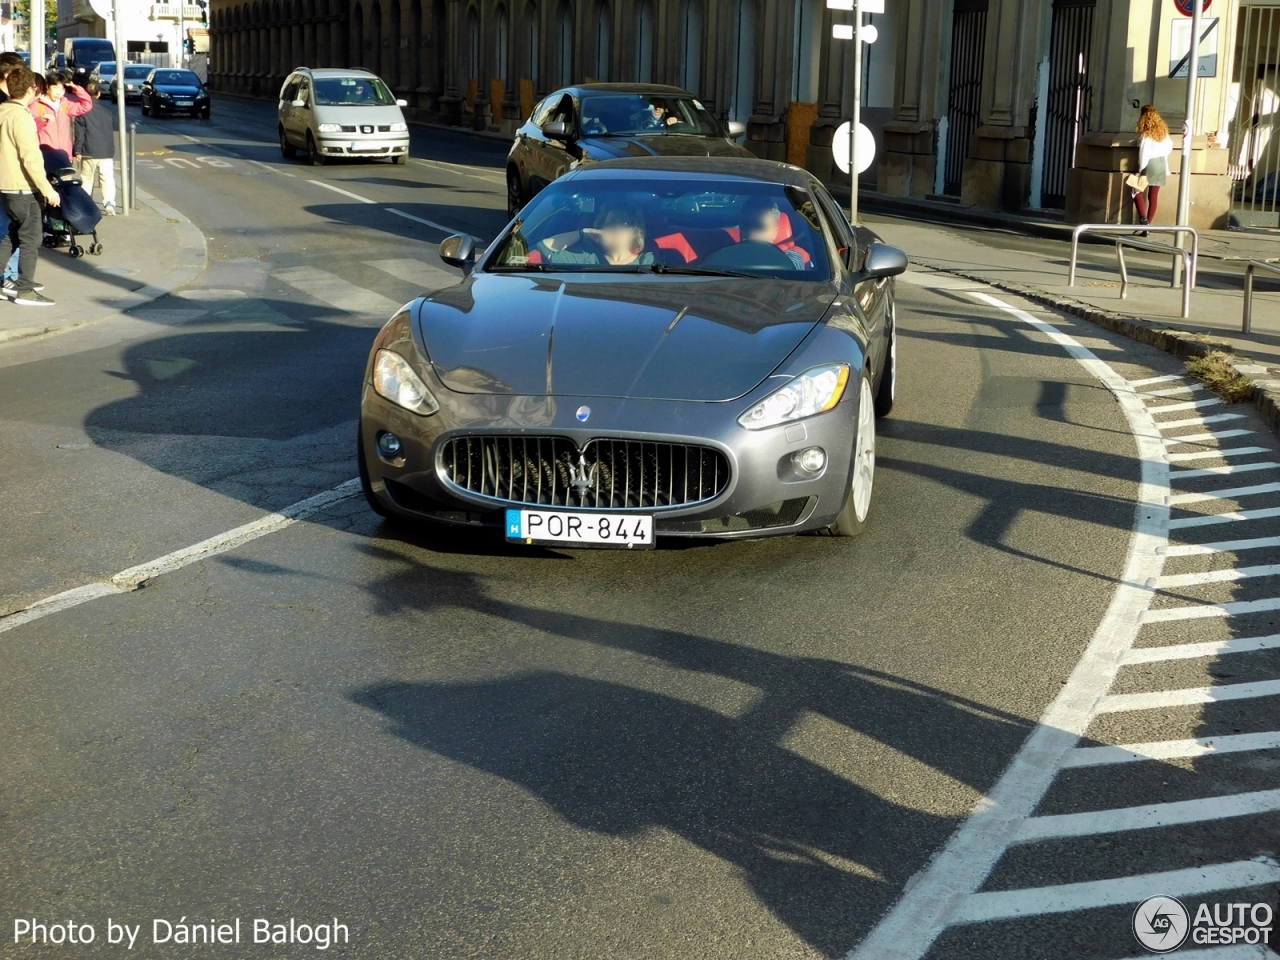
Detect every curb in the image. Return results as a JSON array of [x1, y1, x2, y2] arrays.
[[911, 255, 1280, 440], [0, 189, 207, 350]]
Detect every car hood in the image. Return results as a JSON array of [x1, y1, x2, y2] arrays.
[[312, 104, 406, 125], [156, 85, 205, 96], [419, 274, 835, 402], [584, 134, 753, 160]]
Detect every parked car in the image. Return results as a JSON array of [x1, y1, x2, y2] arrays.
[[357, 156, 906, 544], [91, 62, 152, 103], [505, 83, 752, 217], [278, 68, 410, 165], [140, 68, 211, 119]]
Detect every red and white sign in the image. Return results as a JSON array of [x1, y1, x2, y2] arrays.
[[1173, 0, 1211, 17]]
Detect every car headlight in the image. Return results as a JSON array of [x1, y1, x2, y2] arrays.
[[738, 363, 851, 430], [157, 91, 171, 99], [390, 122, 407, 132], [317, 122, 342, 133], [373, 349, 439, 415]]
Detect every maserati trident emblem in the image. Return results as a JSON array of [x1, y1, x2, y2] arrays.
[[576, 405, 591, 422], [569, 452, 596, 498]]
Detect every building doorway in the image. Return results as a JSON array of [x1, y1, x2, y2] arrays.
[[1040, 0, 1095, 209], [943, 0, 986, 196]]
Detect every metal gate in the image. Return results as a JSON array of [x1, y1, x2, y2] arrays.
[[1041, 0, 1095, 209], [944, 0, 987, 196], [1230, 6, 1280, 227]]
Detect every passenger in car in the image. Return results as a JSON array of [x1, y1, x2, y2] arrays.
[[738, 197, 807, 270], [536, 205, 657, 266]]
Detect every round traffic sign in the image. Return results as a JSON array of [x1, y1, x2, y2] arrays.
[[833, 121, 876, 175], [1173, 0, 1210, 16]]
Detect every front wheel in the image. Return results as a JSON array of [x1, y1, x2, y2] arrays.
[[140, 98, 150, 117], [507, 168, 523, 219], [279, 126, 297, 158], [826, 372, 876, 537], [307, 133, 326, 166], [391, 153, 406, 165]]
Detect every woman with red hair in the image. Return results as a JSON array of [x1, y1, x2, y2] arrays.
[[1132, 105, 1173, 229]]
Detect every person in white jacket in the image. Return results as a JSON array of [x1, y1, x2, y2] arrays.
[[1133, 104, 1173, 229]]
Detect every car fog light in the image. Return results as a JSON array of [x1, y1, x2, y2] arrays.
[[794, 446, 826, 474], [377, 432, 403, 459]]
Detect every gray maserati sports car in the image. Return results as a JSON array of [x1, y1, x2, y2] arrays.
[[358, 156, 906, 548]]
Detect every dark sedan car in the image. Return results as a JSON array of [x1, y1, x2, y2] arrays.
[[358, 157, 906, 548], [140, 69, 211, 119], [506, 83, 753, 217]]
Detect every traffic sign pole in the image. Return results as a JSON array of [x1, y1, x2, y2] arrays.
[[1175, 0, 1203, 257], [850, 0, 862, 224]]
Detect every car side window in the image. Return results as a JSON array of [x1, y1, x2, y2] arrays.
[[531, 98, 556, 127], [297, 78, 311, 105], [550, 94, 576, 130], [282, 78, 300, 102], [813, 186, 858, 270]]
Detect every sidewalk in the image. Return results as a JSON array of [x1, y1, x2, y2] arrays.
[[0, 190, 206, 347]]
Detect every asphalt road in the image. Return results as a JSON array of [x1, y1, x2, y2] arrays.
[[1, 96, 1277, 959]]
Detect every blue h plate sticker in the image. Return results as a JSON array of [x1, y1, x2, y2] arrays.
[[506, 509, 523, 539]]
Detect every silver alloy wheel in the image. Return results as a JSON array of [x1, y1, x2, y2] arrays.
[[851, 375, 876, 522]]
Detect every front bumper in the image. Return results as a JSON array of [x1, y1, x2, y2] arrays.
[[153, 99, 208, 113], [317, 135, 410, 158], [359, 386, 859, 540]]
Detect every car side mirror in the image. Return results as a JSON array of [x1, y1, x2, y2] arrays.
[[440, 234, 476, 275], [542, 119, 572, 141], [726, 121, 747, 139], [291, 98, 305, 108], [863, 242, 908, 280], [395, 98, 408, 107]]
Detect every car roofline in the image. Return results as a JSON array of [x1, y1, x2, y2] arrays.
[[560, 156, 816, 188]]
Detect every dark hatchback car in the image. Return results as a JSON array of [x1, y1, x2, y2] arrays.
[[358, 157, 908, 548], [506, 83, 753, 217], [140, 69, 211, 119]]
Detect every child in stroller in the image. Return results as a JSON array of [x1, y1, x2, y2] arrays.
[[39, 146, 103, 257]]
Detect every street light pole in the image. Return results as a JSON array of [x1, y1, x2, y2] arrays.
[[1175, 0, 1203, 233], [850, 0, 862, 224], [178, 2, 185, 67], [113, 0, 129, 215], [30, 0, 44, 70]]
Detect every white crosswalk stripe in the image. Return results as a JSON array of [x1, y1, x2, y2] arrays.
[[1095, 679, 1280, 712], [1170, 505, 1280, 527], [1169, 461, 1280, 480], [1151, 397, 1226, 415], [1012, 789, 1280, 842], [1164, 429, 1256, 446], [1153, 563, 1280, 588], [1157, 412, 1248, 430], [1142, 596, 1280, 623], [1163, 535, 1280, 556], [1143, 383, 1206, 398], [1167, 446, 1271, 462], [1062, 731, 1280, 767], [1121, 634, 1280, 663], [273, 264, 401, 320], [1169, 482, 1280, 505]]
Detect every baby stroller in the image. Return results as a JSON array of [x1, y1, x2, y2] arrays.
[[40, 147, 103, 258]]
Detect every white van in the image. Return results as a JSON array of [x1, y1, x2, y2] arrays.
[[278, 68, 410, 166]]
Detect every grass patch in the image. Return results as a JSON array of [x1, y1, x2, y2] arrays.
[[1185, 351, 1255, 403]]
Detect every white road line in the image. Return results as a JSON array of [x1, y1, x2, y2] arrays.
[[845, 293, 1170, 960], [1095, 679, 1280, 713], [1153, 563, 1280, 589], [1142, 596, 1280, 623], [1163, 536, 1280, 556], [0, 480, 361, 636], [951, 859, 1280, 924], [1151, 398, 1226, 415], [273, 265, 401, 318], [1143, 384, 1205, 398], [307, 179, 377, 204], [366, 257, 458, 288], [386, 206, 485, 241], [1164, 429, 1255, 446], [1121, 634, 1280, 664], [1171, 506, 1280, 528], [409, 156, 506, 185], [249, 158, 297, 178], [1012, 789, 1280, 843], [1170, 462, 1280, 480], [1129, 374, 1186, 388], [1062, 731, 1280, 767], [1168, 446, 1271, 462], [1158, 413, 1248, 430], [1169, 482, 1280, 506]]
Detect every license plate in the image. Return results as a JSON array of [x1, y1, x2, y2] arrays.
[[175, 100, 192, 106], [506, 509, 654, 548]]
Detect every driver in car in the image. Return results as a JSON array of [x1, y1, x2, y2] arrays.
[[637, 99, 680, 131], [739, 197, 807, 270], [537, 205, 656, 266]]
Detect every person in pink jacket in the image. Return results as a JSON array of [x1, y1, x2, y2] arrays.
[[30, 72, 92, 159]]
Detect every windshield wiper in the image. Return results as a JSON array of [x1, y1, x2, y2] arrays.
[[645, 263, 756, 279]]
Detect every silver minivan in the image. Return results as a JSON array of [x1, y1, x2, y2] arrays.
[[278, 68, 410, 165]]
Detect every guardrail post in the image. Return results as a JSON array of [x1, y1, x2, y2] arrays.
[[1244, 263, 1256, 334]]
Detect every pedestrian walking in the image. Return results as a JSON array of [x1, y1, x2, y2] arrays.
[[1129, 104, 1173, 232], [31, 71, 92, 159], [73, 80, 116, 214], [0, 66, 61, 306], [0, 57, 22, 285]]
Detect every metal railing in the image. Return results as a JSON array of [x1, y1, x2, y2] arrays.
[[1113, 236, 1194, 319], [1242, 259, 1280, 334], [1069, 224, 1200, 288]]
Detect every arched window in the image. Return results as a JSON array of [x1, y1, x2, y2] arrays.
[[635, 0, 653, 83], [526, 2, 540, 85], [791, 0, 820, 102], [594, 0, 610, 81], [556, 1, 573, 86], [680, 0, 701, 93], [730, 0, 755, 124], [496, 6, 510, 81], [466, 6, 479, 83]]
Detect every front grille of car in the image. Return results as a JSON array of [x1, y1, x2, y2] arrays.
[[339, 125, 357, 133], [441, 436, 730, 510], [377, 124, 392, 132]]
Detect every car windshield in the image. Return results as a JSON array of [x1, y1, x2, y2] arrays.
[[96, 62, 118, 76], [489, 177, 831, 279], [313, 77, 396, 106], [125, 65, 152, 79], [153, 70, 201, 85], [578, 95, 723, 138]]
